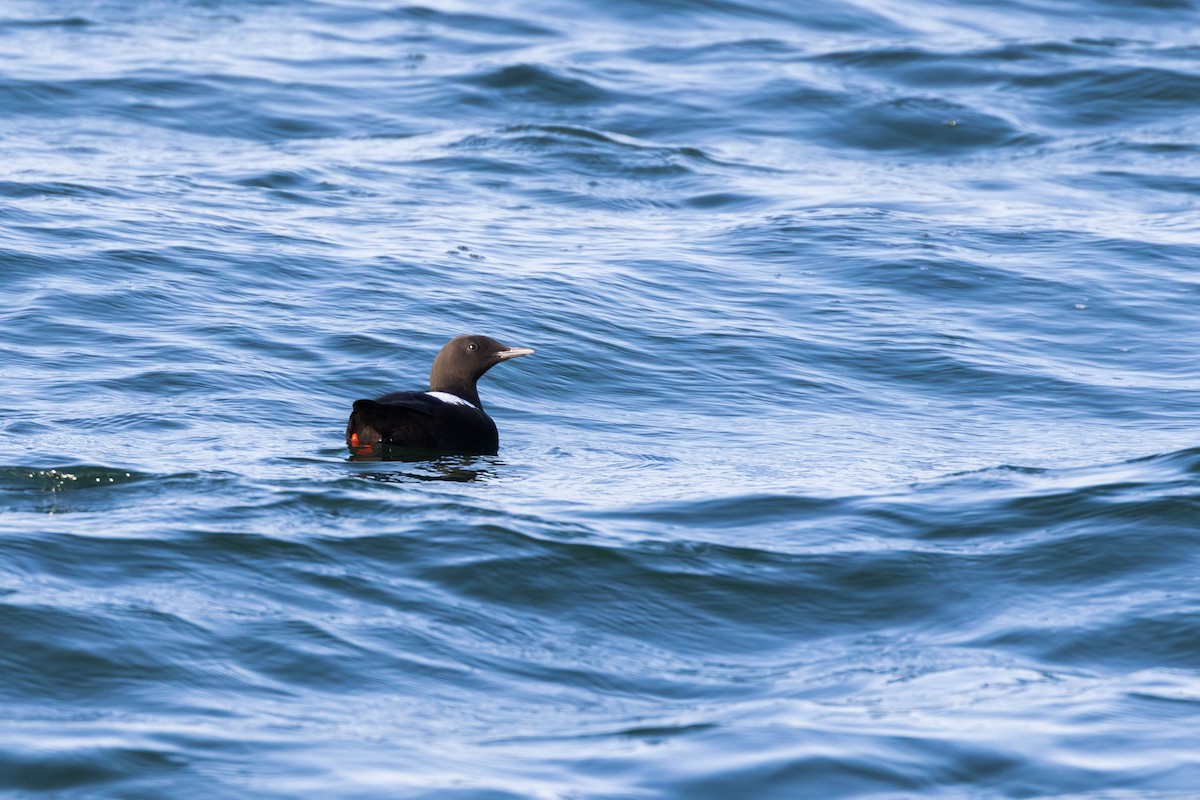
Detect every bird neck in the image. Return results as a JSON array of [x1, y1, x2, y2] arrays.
[[429, 374, 483, 409]]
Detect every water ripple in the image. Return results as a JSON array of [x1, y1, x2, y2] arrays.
[[3, 0, 1200, 795]]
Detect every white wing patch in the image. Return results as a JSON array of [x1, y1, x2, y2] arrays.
[[425, 391, 476, 408]]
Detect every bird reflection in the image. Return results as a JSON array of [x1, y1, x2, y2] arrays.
[[348, 448, 499, 483]]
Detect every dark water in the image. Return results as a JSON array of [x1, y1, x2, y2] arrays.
[[3, 0, 1200, 796]]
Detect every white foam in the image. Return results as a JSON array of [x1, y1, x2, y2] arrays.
[[425, 391, 476, 408]]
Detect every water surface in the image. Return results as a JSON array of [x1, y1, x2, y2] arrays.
[[2, 0, 1200, 796]]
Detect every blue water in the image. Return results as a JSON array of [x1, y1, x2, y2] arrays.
[[3, 0, 1200, 796]]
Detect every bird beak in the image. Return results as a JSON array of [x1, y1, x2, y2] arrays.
[[496, 345, 535, 360]]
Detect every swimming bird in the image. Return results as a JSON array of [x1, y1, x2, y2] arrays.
[[345, 335, 534, 456]]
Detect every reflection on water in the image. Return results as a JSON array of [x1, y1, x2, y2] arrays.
[[349, 448, 501, 483]]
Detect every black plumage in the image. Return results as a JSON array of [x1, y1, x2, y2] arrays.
[[345, 335, 534, 456]]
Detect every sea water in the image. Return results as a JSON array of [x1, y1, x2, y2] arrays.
[[2, 0, 1199, 796]]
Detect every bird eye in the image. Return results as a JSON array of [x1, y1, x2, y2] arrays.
[[468, 342, 478, 351]]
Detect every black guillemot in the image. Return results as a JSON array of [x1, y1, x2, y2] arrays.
[[345, 335, 534, 456]]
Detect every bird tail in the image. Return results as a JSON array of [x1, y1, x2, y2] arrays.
[[345, 401, 385, 448]]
